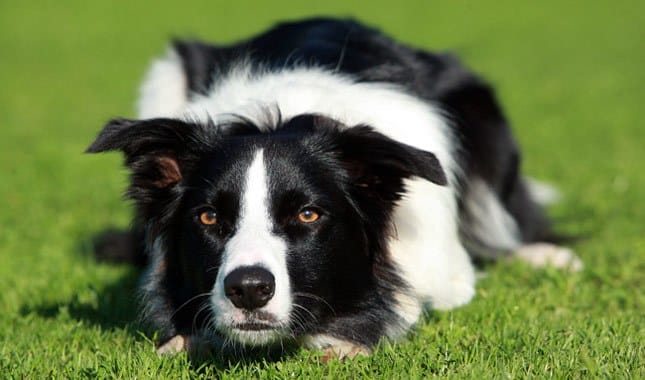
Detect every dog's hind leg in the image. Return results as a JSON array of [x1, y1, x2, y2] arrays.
[[390, 179, 477, 311], [461, 177, 582, 271]]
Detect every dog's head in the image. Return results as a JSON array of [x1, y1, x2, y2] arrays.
[[87, 113, 446, 345]]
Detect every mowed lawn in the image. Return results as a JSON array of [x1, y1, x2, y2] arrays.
[[0, 1, 643, 378]]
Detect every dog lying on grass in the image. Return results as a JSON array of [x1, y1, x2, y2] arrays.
[[88, 18, 582, 359]]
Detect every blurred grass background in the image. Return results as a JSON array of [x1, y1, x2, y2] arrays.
[[0, 1, 643, 378]]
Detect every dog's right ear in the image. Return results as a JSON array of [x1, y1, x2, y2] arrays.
[[87, 118, 209, 200]]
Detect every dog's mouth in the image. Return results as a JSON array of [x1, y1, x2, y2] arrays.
[[233, 322, 275, 331], [211, 288, 292, 345], [222, 311, 286, 344]]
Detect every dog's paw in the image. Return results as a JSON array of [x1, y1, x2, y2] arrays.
[[156, 334, 215, 359], [157, 335, 187, 355], [430, 274, 476, 310], [320, 343, 371, 362], [303, 334, 371, 362], [515, 243, 583, 272]]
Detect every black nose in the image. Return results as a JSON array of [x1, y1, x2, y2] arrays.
[[224, 266, 275, 310]]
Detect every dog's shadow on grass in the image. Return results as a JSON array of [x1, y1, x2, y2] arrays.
[[19, 231, 302, 371], [19, 229, 145, 338], [19, 250, 142, 335]]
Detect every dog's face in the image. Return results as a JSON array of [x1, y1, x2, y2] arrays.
[[87, 114, 447, 345], [178, 121, 375, 345]]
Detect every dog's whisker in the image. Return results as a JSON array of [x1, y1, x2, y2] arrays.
[[293, 292, 336, 315], [191, 301, 214, 335], [289, 305, 314, 337], [292, 303, 317, 324], [169, 292, 213, 321]]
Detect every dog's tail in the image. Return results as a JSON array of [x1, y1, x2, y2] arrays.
[[525, 177, 561, 206], [92, 228, 148, 267], [524, 177, 585, 244]]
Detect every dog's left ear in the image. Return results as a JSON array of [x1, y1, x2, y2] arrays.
[[335, 125, 448, 193], [86, 117, 209, 193]]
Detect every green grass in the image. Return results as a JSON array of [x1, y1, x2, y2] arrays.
[[1, 0, 643, 378]]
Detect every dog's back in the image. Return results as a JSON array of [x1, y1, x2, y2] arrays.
[[140, 18, 560, 259]]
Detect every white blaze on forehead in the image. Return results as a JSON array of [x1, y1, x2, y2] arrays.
[[221, 149, 286, 270], [211, 149, 292, 330]]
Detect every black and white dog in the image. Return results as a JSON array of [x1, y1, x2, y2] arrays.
[[88, 18, 582, 359]]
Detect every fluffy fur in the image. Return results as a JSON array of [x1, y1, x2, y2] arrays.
[[88, 18, 581, 358]]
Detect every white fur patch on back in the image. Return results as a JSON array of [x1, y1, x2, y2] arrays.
[[181, 65, 459, 186], [138, 48, 188, 118]]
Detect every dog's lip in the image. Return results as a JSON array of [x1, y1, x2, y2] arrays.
[[233, 322, 277, 331]]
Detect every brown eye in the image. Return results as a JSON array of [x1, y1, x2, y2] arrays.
[[199, 210, 217, 225], [298, 208, 320, 223]]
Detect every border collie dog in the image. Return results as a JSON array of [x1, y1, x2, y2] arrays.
[[88, 18, 582, 359]]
